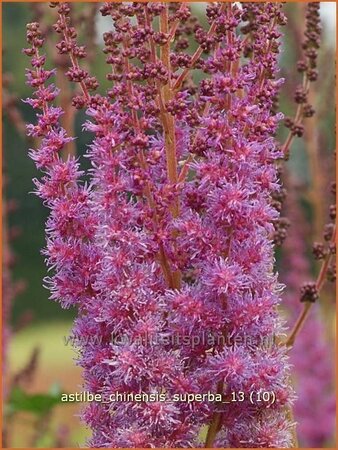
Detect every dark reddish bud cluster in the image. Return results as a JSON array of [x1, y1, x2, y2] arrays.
[[312, 242, 327, 260], [300, 281, 319, 303], [51, 2, 98, 106], [284, 117, 293, 129], [312, 179, 337, 289], [302, 3, 321, 69], [284, 117, 304, 137], [170, 52, 192, 69], [329, 242, 336, 255], [329, 204, 336, 220], [273, 217, 290, 246], [322, 182, 336, 247], [296, 59, 307, 72], [310, 175, 337, 295], [323, 223, 335, 241], [292, 124, 304, 138], [286, 4, 321, 139], [23, 22, 44, 55], [303, 104, 315, 118], [294, 86, 307, 104], [327, 263, 336, 282]]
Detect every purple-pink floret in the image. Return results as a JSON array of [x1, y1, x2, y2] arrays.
[[24, 3, 295, 447]]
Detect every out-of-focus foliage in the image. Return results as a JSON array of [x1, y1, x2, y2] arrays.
[[7, 385, 63, 416]]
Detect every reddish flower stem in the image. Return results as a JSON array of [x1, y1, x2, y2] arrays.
[[285, 223, 336, 348], [204, 381, 224, 448], [159, 4, 182, 289], [58, 10, 90, 103], [282, 74, 310, 157]]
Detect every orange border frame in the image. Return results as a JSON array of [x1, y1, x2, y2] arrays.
[[0, 0, 337, 449]]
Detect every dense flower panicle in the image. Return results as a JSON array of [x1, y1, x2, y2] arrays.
[[23, 21, 97, 311], [281, 186, 335, 447], [25, 3, 295, 447]]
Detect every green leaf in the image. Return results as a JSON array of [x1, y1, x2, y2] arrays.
[[7, 386, 64, 416]]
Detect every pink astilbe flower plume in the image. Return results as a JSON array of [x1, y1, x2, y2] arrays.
[[24, 3, 295, 447]]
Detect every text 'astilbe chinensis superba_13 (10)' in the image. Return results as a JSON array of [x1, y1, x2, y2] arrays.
[[24, 2, 295, 447]]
